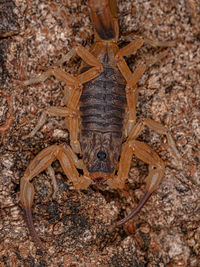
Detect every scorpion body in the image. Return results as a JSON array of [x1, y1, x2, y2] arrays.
[[79, 52, 126, 177], [79, 0, 127, 179], [20, 0, 180, 250]]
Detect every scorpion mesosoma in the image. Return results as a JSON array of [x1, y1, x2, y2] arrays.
[[20, 0, 180, 250]]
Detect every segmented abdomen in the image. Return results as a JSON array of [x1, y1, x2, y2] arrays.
[[79, 63, 126, 138]]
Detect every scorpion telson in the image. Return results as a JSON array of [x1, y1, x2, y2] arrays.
[[20, 0, 180, 250]]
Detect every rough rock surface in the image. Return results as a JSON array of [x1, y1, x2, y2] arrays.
[[0, 0, 199, 266]]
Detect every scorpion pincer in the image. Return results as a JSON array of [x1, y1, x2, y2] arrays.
[[20, 0, 180, 250]]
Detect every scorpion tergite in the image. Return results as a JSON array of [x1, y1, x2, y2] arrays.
[[20, 0, 180, 250]]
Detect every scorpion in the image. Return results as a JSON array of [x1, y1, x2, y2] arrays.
[[0, 92, 13, 134], [20, 0, 180, 250]]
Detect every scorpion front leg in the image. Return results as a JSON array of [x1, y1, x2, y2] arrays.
[[20, 144, 92, 250]]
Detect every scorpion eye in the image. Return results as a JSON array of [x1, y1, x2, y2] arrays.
[[97, 151, 107, 161]]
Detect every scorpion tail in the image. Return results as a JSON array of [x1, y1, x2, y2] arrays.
[[88, 0, 119, 41]]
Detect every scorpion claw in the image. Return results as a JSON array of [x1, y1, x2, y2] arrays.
[[116, 164, 165, 226], [116, 191, 152, 226], [23, 206, 47, 251]]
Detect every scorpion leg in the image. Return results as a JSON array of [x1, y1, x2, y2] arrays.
[[27, 106, 77, 138], [0, 92, 14, 134], [143, 37, 176, 48], [115, 38, 145, 135], [23, 46, 103, 153], [23, 46, 102, 86], [22, 48, 77, 86], [20, 143, 91, 250], [116, 140, 165, 226], [116, 37, 175, 136], [67, 46, 103, 153], [46, 165, 58, 198], [128, 118, 181, 160]]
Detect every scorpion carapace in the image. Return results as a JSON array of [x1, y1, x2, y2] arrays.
[[20, 0, 180, 250]]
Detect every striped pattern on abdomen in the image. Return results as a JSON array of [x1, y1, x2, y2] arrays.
[[79, 64, 126, 137]]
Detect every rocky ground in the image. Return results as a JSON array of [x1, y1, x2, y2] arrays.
[[0, 0, 199, 266]]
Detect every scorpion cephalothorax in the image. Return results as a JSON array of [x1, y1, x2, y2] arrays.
[[80, 131, 121, 175], [20, 0, 180, 250]]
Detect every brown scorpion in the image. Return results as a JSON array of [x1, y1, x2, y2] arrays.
[[20, 0, 180, 250]]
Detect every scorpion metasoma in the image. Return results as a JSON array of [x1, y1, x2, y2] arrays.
[[20, 0, 180, 250]]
